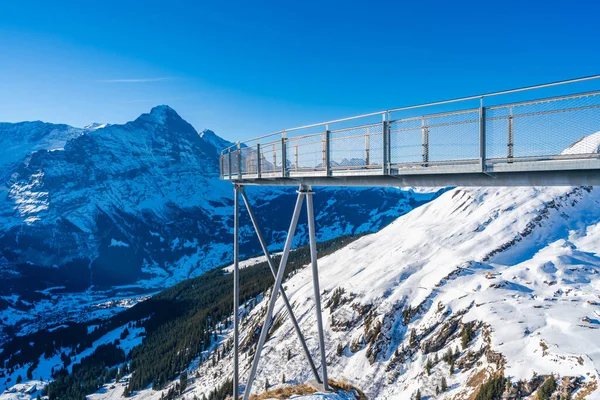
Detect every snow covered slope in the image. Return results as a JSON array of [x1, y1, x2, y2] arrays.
[[0, 121, 84, 170], [179, 135, 600, 399]]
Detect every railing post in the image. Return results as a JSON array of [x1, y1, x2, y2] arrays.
[[228, 150, 232, 180], [508, 106, 514, 163], [479, 98, 487, 172], [295, 143, 299, 171], [220, 153, 224, 180], [273, 143, 277, 174], [237, 143, 242, 179], [382, 113, 389, 175], [365, 126, 370, 167], [256, 143, 262, 178], [421, 118, 429, 166], [282, 134, 287, 178], [324, 126, 331, 176]]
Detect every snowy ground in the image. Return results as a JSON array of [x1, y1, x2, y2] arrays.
[[184, 182, 600, 399], [86, 182, 600, 399]]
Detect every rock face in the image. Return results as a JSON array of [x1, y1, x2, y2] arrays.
[[0, 106, 441, 296]]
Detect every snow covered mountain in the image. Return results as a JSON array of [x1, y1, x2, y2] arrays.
[[200, 129, 234, 155], [0, 122, 84, 171], [0, 106, 442, 341]]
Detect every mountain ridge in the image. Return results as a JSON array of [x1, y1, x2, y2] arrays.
[[0, 106, 443, 346]]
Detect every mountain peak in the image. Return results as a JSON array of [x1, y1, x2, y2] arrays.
[[147, 105, 180, 124], [84, 122, 107, 131], [200, 129, 235, 154]]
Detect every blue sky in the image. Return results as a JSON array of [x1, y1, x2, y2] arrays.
[[1, 0, 599, 141]]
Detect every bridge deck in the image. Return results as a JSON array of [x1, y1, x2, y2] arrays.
[[220, 77, 600, 187]]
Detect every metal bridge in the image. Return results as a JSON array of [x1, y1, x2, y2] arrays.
[[221, 75, 600, 187], [222, 76, 600, 399]]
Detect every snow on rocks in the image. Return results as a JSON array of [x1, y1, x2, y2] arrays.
[[185, 181, 600, 399]]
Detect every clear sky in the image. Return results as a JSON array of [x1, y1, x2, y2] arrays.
[[1, 0, 599, 141]]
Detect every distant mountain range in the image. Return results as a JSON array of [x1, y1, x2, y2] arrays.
[[0, 106, 443, 338]]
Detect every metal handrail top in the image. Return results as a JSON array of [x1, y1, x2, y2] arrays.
[[220, 74, 600, 154]]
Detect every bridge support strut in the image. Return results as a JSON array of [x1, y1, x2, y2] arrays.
[[233, 184, 329, 400]]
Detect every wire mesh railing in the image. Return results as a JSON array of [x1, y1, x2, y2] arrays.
[[220, 76, 600, 180], [486, 91, 600, 162], [330, 123, 384, 169], [286, 132, 327, 172]]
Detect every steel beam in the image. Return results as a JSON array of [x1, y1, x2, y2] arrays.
[[239, 188, 322, 383], [226, 167, 600, 187], [382, 115, 389, 175], [508, 109, 514, 163], [233, 185, 240, 399], [324, 129, 331, 176], [479, 100, 486, 172], [303, 186, 329, 391], [242, 190, 305, 400], [237, 144, 242, 179], [421, 118, 429, 166], [257, 143, 262, 178]]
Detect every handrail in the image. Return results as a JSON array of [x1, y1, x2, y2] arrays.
[[221, 74, 600, 154]]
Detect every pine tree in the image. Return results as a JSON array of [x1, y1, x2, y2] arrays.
[[336, 342, 344, 356], [414, 389, 421, 400], [287, 349, 292, 361], [441, 376, 448, 392], [409, 329, 417, 347], [426, 358, 432, 376], [444, 348, 453, 364], [264, 378, 269, 391], [180, 371, 188, 395], [282, 374, 285, 384], [461, 326, 474, 350]]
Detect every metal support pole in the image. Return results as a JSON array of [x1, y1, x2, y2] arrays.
[[282, 135, 287, 178], [304, 186, 329, 391], [220, 154, 224, 180], [242, 191, 305, 400], [365, 127, 370, 167], [237, 143, 242, 179], [239, 188, 322, 383], [382, 113, 390, 175], [421, 119, 429, 166], [295, 143, 299, 171], [233, 185, 240, 399], [508, 107, 514, 163], [324, 127, 331, 176], [228, 151, 232, 180], [273, 143, 277, 174], [257, 143, 262, 178], [479, 98, 487, 172]]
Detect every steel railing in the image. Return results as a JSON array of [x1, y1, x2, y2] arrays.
[[220, 75, 600, 180]]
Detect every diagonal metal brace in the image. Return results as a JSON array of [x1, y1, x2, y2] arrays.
[[302, 185, 329, 391], [240, 187, 322, 383], [242, 189, 306, 400]]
